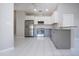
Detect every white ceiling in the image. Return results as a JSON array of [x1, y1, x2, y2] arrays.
[[14, 3, 58, 16]]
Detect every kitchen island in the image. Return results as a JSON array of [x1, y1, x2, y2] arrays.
[[50, 29, 71, 49], [33, 24, 75, 49]]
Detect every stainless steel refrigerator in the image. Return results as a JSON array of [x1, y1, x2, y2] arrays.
[[25, 20, 34, 37]]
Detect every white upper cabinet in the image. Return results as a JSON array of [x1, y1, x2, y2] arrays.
[[62, 14, 74, 27], [53, 11, 59, 23], [26, 16, 54, 24]]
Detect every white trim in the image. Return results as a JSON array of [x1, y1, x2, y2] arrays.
[[16, 36, 24, 38], [0, 47, 14, 53]]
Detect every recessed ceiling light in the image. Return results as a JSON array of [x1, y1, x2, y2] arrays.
[[46, 9, 48, 11], [34, 9, 37, 11]]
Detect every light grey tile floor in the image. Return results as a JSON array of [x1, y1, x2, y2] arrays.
[[0, 37, 79, 56]]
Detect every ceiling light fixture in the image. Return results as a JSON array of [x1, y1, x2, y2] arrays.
[[34, 9, 37, 11], [46, 9, 48, 11]]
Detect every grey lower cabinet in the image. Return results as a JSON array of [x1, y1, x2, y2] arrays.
[[51, 29, 71, 49]]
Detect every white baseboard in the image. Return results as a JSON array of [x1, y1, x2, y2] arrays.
[[0, 47, 14, 53], [15, 36, 24, 38]]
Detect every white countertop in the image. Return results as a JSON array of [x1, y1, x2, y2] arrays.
[[33, 24, 77, 30]]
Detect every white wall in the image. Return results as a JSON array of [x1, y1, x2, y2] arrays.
[[0, 3, 14, 51], [16, 11, 25, 37]]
